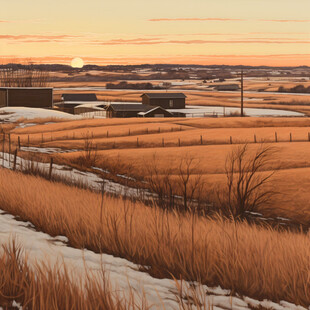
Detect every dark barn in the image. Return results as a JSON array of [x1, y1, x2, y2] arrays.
[[141, 93, 186, 109], [105, 104, 172, 118], [138, 106, 173, 118], [0, 87, 53, 108]]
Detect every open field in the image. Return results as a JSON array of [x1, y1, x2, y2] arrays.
[[1, 114, 310, 307], [7, 117, 310, 224], [0, 169, 309, 307]]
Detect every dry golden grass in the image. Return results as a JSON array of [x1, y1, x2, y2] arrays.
[[34, 126, 310, 150], [10, 117, 310, 150], [0, 169, 309, 306], [7, 117, 310, 223], [0, 240, 142, 310], [12, 122, 188, 145]]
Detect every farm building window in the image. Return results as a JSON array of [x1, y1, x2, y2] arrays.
[[169, 100, 174, 108]]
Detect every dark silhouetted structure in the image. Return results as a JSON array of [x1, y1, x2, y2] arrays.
[[0, 87, 53, 108], [141, 93, 186, 109], [105, 103, 172, 118]]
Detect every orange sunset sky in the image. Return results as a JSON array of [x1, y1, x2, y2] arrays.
[[0, 0, 310, 66]]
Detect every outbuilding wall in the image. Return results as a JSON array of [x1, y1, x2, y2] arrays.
[[141, 95, 185, 109], [7, 88, 53, 108]]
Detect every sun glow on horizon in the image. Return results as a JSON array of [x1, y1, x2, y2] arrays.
[[71, 57, 84, 68]]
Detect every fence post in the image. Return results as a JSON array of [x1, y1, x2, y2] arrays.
[[41, 133, 44, 143], [49, 158, 53, 180], [13, 149, 17, 171], [230, 136, 232, 144], [107, 131, 109, 138], [146, 128, 148, 134], [200, 135, 203, 145], [28, 135, 30, 146], [178, 138, 181, 147], [137, 137, 139, 147], [275, 132, 278, 143], [254, 134, 257, 143], [158, 127, 160, 133], [290, 133, 292, 142], [162, 138, 164, 147], [18, 136, 21, 150], [128, 129, 130, 136]]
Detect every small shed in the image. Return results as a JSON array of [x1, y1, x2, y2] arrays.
[[141, 93, 186, 109], [0, 87, 53, 108], [61, 93, 97, 102]]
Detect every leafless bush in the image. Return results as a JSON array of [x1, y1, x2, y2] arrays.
[[217, 144, 276, 220], [76, 133, 98, 167], [145, 154, 207, 212]]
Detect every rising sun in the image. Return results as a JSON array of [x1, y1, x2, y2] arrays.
[[71, 57, 84, 68]]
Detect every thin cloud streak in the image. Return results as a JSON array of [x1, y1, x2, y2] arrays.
[[261, 19, 310, 23], [2, 34, 309, 45], [149, 18, 310, 23], [93, 38, 310, 45], [149, 18, 246, 22], [0, 34, 82, 43]]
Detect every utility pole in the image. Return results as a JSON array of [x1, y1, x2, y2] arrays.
[[241, 70, 244, 117]]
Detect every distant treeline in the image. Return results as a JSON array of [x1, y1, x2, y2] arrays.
[[106, 81, 162, 90], [278, 85, 310, 94]]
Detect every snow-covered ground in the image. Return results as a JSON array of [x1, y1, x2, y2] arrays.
[[168, 105, 305, 117], [1, 151, 149, 198], [0, 107, 81, 123], [20, 146, 81, 154], [0, 210, 308, 310]]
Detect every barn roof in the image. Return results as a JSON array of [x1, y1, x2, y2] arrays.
[[106, 104, 154, 112], [138, 106, 173, 116], [141, 93, 186, 99], [61, 93, 97, 101]]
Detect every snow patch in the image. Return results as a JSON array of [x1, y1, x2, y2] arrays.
[[0, 107, 81, 123]]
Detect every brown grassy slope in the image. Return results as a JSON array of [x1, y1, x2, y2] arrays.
[[12, 117, 310, 135], [33, 126, 310, 150], [57, 142, 310, 223], [0, 169, 309, 306]]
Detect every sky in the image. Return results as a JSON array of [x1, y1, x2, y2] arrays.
[[0, 0, 310, 66]]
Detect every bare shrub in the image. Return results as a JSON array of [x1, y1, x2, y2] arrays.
[[144, 154, 206, 212], [217, 144, 276, 220], [76, 132, 98, 167]]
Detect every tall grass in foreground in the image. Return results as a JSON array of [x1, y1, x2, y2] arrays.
[[0, 169, 309, 306], [0, 240, 143, 310]]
